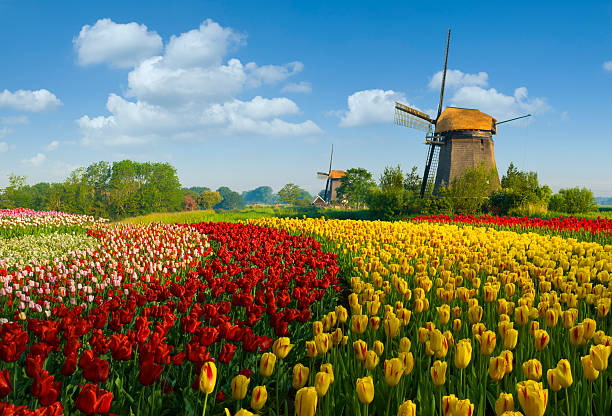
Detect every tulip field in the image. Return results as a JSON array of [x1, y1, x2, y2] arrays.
[[0, 209, 611, 416]]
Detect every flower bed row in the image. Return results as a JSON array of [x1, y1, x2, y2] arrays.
[[248, 217, 612, 416], [0, 209, 108, 239], [0, 222, 340, 415]]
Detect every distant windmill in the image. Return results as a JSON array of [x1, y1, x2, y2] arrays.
[[394, 29, 531, 197], [316, 145, 346, 203]]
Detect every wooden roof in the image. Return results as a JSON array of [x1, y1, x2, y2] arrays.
[[435, 107, 497, 134], [328, 170, 346, 179]]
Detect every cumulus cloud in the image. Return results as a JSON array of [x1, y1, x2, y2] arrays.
[[282, 81, 312, 93], [22, 153, 46, 167], [0, 89, 61, 112], [45, 140, 60, 151], [74, 18, 162, 68], [604, 61, 612, 72], [339, 89, 408, 127], [78, 19, 319, 146], [429, 69, 488, 90]]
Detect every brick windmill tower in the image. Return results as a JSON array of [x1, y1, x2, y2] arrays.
[[394, 29, 530, 196]]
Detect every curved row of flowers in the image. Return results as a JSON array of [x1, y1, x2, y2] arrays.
[[0, 221, 341, 415], [247, 217, 612, 416], [0, 209, 108, 239]]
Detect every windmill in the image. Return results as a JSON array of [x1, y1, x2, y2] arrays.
[[316, 145, 346, 203], [394, 29, 531, 197]]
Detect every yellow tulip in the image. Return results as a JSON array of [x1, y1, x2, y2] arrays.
[[199, 361, 217, 394], [292, 363, 310, 389], [546, 369, 562, 392], [384, 358, 404, 387], [582, 318, 596, 341], [305, 341, 317, 358], [430, 360, 447, 386], [501, 350, 513, 374], [534, 329, 549, 351], [514, 305, 529, 326], [489, 356, 506, 381], [314, 371, 331, 397], [454, 339, 472, 369], [370, 316, 381, 331], [320, 363, 334, 383], [397, 399, 416, 416], [399, 337, 411, 353], [495, 392, 514, 416], [331, 328, 343, 346], [315, 333, 329, 355], [453, 306, 463, 319], [250, 385, 267, 411], [516, 380, 548, 416], [589, 344, 612, 371], [455, 399, 474, 416], [438, 305, 451, 325], [453, 318, 462, 332], [356, 376, 375, 404], [313, 321, 323, 337], [418, 327, 429, 343], [468, 305, 483, 324], [364, 350, 379, 370], [398, 351, 414, 375], [480, 330, 497, 355], [295, 387, 318, 416], [231, 374, 250, 400], [528, 321, 540, 337], [384, 315, 401, 338], [569, 324, 585, 346], [561, 309, 578, 329], [224, 409, 255, 416], [522, 359, 542, 381], [414, 298, 424, 313], [335, 305, 348, 323], [272, 337, 294, 359], [442, 394, 458, 416], [544, 309, 558, 328], [351, 314, 368, 334], [353, 340, 368, 362], [259, 352, 276, 378], [373, 340, 384, 356], [580, 355, 599, 381]]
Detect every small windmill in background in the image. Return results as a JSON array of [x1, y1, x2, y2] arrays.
[[394, 29, 531, 197], [316, 144, 346, 204]]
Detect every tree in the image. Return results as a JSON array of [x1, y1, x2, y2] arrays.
[[447, 163, 497, 214], [336, 168, 376, 209], [215, 187, 244, 210], [183, 195, 197, 211], [549, 187, 597, 214], [197, 190, 222, 210], [277, 183, 304, 205], [242, 186, 275, 205], [489, 163, 551, 215]]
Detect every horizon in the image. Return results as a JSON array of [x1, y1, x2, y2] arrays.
[[1, 1, 611, 196]]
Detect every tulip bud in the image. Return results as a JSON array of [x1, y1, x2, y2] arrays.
[[335, 306, 348, 323], [534, 329, 549, 351], [353, 340, 368, 362], [580, 355, 599, 382], [314, 333, 329, 355], [259, 352, 276, 378], [589, 344, 612, 371], [384, 315, 401, 338], [544, 309, 558, 328], [369, 316, 381, 331], [399, 337, 411, 353], [292, 363, 309, 389], [295, 387, 317, 416], [398, 351, 414, 375], [199, 361, 217, 394], [418, 327, 429, 343], [515, 380, 548, 416], [320, 363, 334, 383], [430, 360, 447, 386], [356, 376, 374, 404], [489, 355, 506, 381], [480, 330, 497, 355], [529, 321, 540, 337], [313, 321, 323, 337], [455, 399, 474, 416], [351, 315, 368, 334], [364, 350, 379, 370], [554, 359, 572, 388], [569, 324, 585, 346], [250, 385, 267, 411], [561, 308, 578, 329], [454, 339, 472, 369], [373, 340, 384, 356], [231, 374, 250, 400], [306, 341, 317, 358], [272, 337, 294, 360], [522, 359, 542, 381], [452, 318, 462, 333], [504, 328, 518, 350], [314, 372, 331, 397], [397, 400, 416, 416], [468, 305, 483, 324], [384, 358, 404, 387], [582, 318, 596, 341], [514, 305, 529, 326], [442, 394, 458, 416], [331, 328, 343, 346], [495, 392, 514, 416], [546, 369, 562, 392], [437, 305, 451, 325]]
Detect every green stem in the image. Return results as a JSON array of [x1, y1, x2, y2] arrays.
[[439, 386, 443, 416], [565, 388, 570, 416], [202, 392, 209, 416], [276, 368, 280, 416], [385, 386, 392, 416]]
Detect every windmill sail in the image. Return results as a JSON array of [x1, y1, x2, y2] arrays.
[[394, 103, 432, 132]]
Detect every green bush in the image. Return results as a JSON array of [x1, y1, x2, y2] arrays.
[[548, 187, 598, 214]]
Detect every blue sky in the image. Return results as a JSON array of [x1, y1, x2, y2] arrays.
[[1, 0, 611, 196]]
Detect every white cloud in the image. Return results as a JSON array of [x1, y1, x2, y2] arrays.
[[74, 18, 162, 68], [282, 81, 312, 93], [78, 19, 319, 146], [0, 89, 61, 112], [0, 142, 8, 152], [0, 128, 11, 138], [22, 153, 46, 167], [604, 61, 612, 72], [339, 89, 408, 127], [449, 86, 548, 120], [0, 115, 28, 125], [45, 140, 60, 151], [429, 69, 488, 90]]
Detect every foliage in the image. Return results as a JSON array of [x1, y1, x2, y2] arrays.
[[366, 165, 423, 219], [242, 186, 276, 205], [549, 187, 598, 214], [336, 167, 376, 209], [277, 183, 306, 205], [489, 163, 552, 215], [214, 187, 245, 211], [182, 194, 197, 211], [197, 190, 223, 210], [444, 163, 498, 215]]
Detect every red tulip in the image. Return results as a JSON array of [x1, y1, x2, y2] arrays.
[[31, 370, 61, 406], [0, 369, 12, 398], [75, 384, 113, 415]]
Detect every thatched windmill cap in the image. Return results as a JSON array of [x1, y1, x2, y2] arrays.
[[435, 107, 497, 134], [328, 170, 346, 179]]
